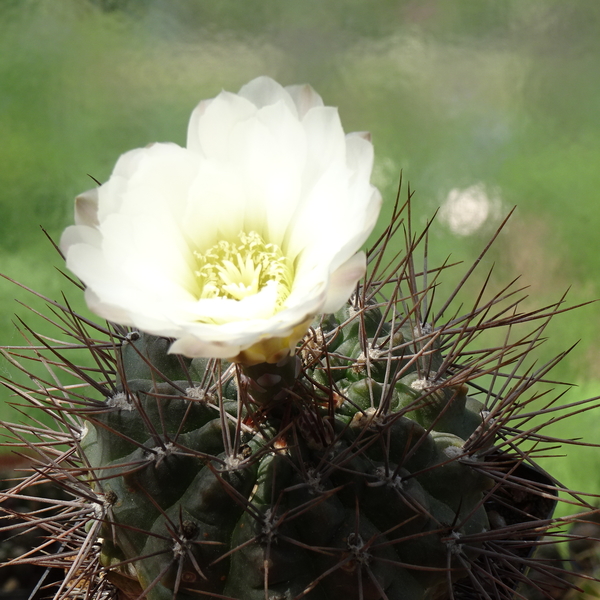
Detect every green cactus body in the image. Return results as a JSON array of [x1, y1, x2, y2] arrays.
[[80, 299, 497, 600]]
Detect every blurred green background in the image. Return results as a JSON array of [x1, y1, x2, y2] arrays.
[[1, 0, 600, 509]]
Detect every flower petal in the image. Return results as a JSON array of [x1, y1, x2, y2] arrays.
[[74, 189, 99, 227], [188, 91, 256, 159], [169, 334, 242, 360], [285, 83, 325, 118], [238, 76, 298, 115], [322, 252, 367, 313]]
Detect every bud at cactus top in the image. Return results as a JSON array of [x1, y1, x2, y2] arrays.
[[60, 76, 382, 364]]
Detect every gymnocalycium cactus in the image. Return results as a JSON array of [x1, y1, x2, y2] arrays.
[[1, 77, 599, 600], [84, 309, 491, 600], [1, 193, 596, 600]]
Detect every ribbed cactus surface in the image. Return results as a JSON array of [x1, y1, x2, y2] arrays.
[[81, 302, 499, 600]]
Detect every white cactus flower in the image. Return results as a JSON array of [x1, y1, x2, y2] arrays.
[[60, 76, 382, 365]]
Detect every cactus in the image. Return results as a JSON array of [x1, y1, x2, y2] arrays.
[[0, 196, 597, 600]]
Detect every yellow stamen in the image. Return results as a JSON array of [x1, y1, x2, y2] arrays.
[[194, 231, 293, 308]]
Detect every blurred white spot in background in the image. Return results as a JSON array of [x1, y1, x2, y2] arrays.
[[439, 183, 503, 236], [372, 156, 400, 192]]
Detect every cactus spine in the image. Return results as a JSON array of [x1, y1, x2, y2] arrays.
[[0, 198, 596, 600]]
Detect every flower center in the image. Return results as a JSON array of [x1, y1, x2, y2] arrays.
[[194, 231, 293, 307]]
